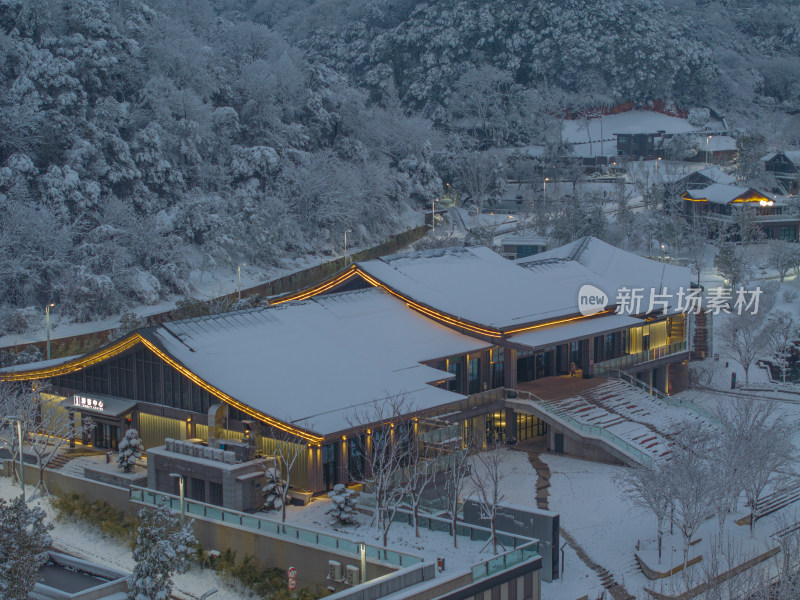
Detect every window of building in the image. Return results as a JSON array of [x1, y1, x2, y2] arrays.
[[322, 443, 336, 490], [347, 436, 365, 481], [486, 411, 506, 443], [490, 348, 505, 388], [516, 414, 547, 441], [468, 357, 481, 394], [779, 226, 796, 241], [209, 481, 223, 506], [191, 477, 205, 502], [446, 359, 461, 393]]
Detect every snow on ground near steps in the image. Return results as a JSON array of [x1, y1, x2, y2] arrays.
[[461, 447, 540, 509], [260, 494, 493, 575], [542, 453, 793, 599], [0, 477, 256, 600], [463, 448, 606, 600]]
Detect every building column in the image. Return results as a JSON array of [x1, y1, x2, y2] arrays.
[[506, 348, 518, 389], [581, 338, 594, 378], [505, 408, 516, 442]]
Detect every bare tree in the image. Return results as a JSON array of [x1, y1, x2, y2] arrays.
[[719, 312, 775, 385], [436, 430, 477, 549], [0, 382, 39, 486], [453, 150, 505, 218], [269, 428, 309, 524], [684, 217, 712, 286], [402, 420, 445, 538], [348, 395, 414, 546], [469, 440, 507, 555], [665, 422, 716, 568], [27, 386, 94, 496], [617, 461, 672, 561]]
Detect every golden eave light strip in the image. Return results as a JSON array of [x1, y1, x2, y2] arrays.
[[1, 333, 323, 444]]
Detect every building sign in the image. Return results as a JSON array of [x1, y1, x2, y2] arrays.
[[72, 395, 105, 412]]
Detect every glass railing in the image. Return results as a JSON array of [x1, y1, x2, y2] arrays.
[[508, 390, 654, 465], [594, 340, 688, 371], [129, 486, 421, 568], [471, 541, 540, 581]]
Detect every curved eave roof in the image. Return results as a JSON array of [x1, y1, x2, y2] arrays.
[[0, 331, 325, 444], [269, 250, 615, 337]]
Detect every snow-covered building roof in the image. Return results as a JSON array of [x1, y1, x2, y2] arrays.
[[356, 246, 617, 331], [146, 288, 488, 435], [702, 135, 737, 153], [682, 184, 769, 205], [563, 110, 724, 144], [517, 237, 690, 317], [694, 166, 735, 185], [761, 150, 800, 164]]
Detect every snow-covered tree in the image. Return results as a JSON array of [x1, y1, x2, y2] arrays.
[[262, 466, 284, 512], [0, 496, 53, 600], [617, 461, 672, 561], [326, 484, 358, 526], [719, 312, 775, 386], [129, 503, 196, 600], [27, 386, 95, 496], [769, 311, 799, 385], [768, 240, 800, 283], [117, 429, 144, 473], [713, 242, 748, 290], [347, 395, 414, 546], [270, 431, 308, 524], [665, 423, 716, 568]]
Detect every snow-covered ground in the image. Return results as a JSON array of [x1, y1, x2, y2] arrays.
[[543, 453, 793, 599], [0, 477, 255, 600], [259, 492, 494, 576]]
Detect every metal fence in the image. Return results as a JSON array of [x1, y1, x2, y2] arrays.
[[129, 485, 422, 568]]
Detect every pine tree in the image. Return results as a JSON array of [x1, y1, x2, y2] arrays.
[[326, 484, 359, 526], [129, 504, 196, 600], [262, 467, 284, 512], [0, 496, 53, 600], [117, 428, 144, 473]]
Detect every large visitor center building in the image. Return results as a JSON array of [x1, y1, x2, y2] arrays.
[[1, 237, 691, 498]]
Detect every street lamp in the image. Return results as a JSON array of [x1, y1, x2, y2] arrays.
[[45, 303, 54, 360], [543, 177, 550, 201], [237, 264, 246, 300], [655, 157, 661, 179], [431, 198, 439, 232], [169, 473, 185, 524], [706, 135, 712, 166], [4, 416, 25, 501], [344, 230, 352, 265]]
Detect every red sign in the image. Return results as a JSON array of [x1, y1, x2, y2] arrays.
[[288, 567, 297, 579], [288, 578, 297, 590]]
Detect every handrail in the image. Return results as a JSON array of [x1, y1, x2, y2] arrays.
[[128, 485, 422, 569], [470, 540, 540, 581], [507, 390, 653, 466], [594, 341, 688, 372]]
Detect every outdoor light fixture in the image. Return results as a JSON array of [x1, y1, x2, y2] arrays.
[[45, 303, 55, 360], [169, 473, 185, 524], [4, 416, 25, 501]]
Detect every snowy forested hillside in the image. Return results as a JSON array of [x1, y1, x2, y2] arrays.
[[0, 0, 442, 327], [1, 0, 799, 330]]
